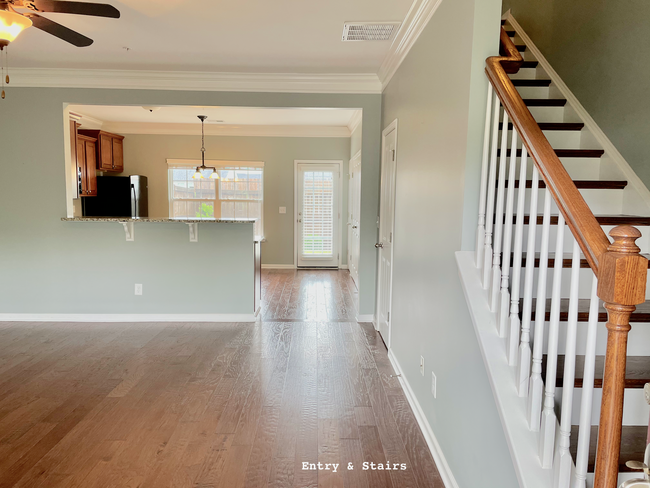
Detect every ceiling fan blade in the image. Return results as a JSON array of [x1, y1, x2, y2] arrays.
[[30, 0, 120, 18], [26, 13, 93, 47]]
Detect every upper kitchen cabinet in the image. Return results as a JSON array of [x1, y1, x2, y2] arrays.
[[78, 130, 125, 172]]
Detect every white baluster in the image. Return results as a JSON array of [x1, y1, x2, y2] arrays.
[[483, 99, 502, 288], [490, 111, 510, 311], [517, 166, 540, 397], [507, 147, 528, 365], [539, 215, 565, 467], [554, 238, 581, 487], [529, 196, 559, 431], [476, 83, 494, 269], [573, 275, 598, 488], [497, 130, 519, 336]]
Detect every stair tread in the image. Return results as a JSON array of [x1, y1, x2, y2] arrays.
[[521, 297, 650, 323], [570, 425, 646, 473], [542, 355, 650, 388], [495, 148, 605, 158], [505, 30, 516, 36], [515, 44, 526, 52], [512, 79, 552, 87], [498, 214, 650, 226], [508, 251, 650, 270], [499, 122, 584, 131], [523, 98, 567, 106], [522, 61, 539, 68], [498, 179, 627, 190]]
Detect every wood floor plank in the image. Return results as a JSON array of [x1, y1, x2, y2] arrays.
[[0, 271, 442, 488]]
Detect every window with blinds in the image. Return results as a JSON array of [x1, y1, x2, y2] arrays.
[[302, 171, 334, 256], [167, 160, 264, 238]]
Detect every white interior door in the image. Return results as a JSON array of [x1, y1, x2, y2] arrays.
[[376, 121, 397, 344], [347, 152, 361, 288], [297, 163, 340, 268]]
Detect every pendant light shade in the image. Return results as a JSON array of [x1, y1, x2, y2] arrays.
[[0, 10, 32, 46]]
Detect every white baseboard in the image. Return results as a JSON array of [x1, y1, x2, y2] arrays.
[[339, 264, 349, 269], [0, 313, 258, 323], [387, 348, 460, 488], [356, 314, 375, 323], [261, 264, 296, 269]]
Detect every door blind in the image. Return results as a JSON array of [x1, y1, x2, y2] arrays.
[[302, 171, 334, 256]]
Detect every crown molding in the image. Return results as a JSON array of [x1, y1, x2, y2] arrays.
[[377, 0, 443, 90], [9, 68, 382, 94], [100, 121, 351, 138], [347, 110, 362, 133]]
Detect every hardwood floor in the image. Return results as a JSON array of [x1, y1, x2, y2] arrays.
[[0, 270, 442, 487]]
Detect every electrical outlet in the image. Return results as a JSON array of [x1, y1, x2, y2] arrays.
[[420, 356, 425, 376], [135, 284, 143, 295], [279, 207, 286, 214], [431, 371, 437, 398]]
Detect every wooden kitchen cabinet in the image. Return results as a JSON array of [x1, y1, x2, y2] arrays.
[[78, 129, 125, 172], [77, 134, 98, 197]]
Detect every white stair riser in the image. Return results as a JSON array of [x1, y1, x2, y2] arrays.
[[542, 320, 650, 356], [515, 86, 551, 99], [556, 387, 650, 426]]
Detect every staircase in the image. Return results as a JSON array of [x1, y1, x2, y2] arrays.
[[457, 14, 650, 488]]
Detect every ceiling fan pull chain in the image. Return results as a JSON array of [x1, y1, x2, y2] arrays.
[[1, 49, 5, 100], [5, 48, 9, 85]]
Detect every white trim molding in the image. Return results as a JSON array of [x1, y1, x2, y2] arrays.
[[356, 314, 375, 323], [100, 122, 352, 138], [387, 348, 460, 488], [378, 0, 444, 90], [261, 264, 297, 269], [0, 313, 258, 322], [347, 110, 363, 133], [10, 68, 382, 94]]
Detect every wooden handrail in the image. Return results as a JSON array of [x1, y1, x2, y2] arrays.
[[485, 28, 610, 274]]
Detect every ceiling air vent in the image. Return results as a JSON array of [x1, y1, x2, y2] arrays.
[[342, 22, 401, 42]]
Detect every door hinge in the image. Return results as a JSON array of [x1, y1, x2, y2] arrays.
[[392, 149, 395, 161], [388, 312, 390, 321], [390, 232, 392, 243]]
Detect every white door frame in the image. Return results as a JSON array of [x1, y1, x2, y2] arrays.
[[294, 160, 343, 268], [375, 119, 398, 346]]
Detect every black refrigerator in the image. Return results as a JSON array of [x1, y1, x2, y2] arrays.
[[82, 176, 148, 218]]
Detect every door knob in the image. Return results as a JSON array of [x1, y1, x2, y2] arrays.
[[352, 225, 357, 229], [375, 242, 383, 248], [298, 219, 302, 223]]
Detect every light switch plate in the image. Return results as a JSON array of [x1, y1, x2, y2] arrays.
[[279, 207, 286, 214], [135, 284, 143, 295]]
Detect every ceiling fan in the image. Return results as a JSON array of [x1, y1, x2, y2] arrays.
[[0, 0, 120, 48]]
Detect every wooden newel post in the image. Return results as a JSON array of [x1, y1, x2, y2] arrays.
[[594, 226, 648, 488]]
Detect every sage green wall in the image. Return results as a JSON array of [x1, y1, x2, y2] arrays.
[[381, 0, 518, 485], [502, 0, 650, 188], [121, 134, 351, 266], [0, 88, 380, 315]]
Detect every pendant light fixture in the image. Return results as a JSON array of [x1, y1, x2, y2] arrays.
[[0, 7, 32, 100], [192, 115, 220, 180]]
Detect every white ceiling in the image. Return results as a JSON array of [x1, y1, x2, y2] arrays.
[[8, 0, 414, 73]]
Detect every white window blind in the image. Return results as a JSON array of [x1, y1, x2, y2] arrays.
[[302, 171, 334, 256], [167, 160, 264, 238]]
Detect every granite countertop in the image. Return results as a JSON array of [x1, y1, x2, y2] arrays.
[[62, 217, 257, 224]]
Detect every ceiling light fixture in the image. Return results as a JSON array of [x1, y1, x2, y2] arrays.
[[192, 115, 220, 180], [0, 9, 32, 47]]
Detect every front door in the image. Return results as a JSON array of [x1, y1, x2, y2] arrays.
[[347, 152, 361, 288], [376, 121, 398, 345], [297, 163, 340, 268]]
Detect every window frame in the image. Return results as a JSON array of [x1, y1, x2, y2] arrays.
[[167, 159, 265, 238]]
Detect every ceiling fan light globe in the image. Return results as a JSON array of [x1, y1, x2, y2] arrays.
[[209, 171, 219, 179], [0, 10, 32, 44]]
